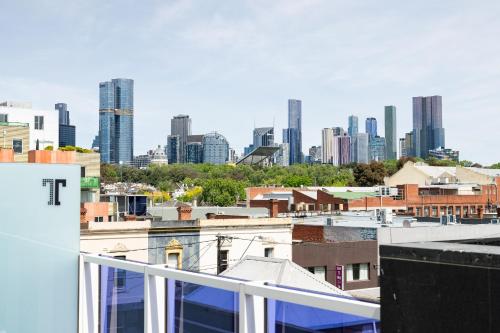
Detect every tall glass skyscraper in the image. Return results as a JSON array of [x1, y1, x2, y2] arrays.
[[348, 115, 358, 137], [99, 78, 134, 164], [384, 106, 397, 160], [283, 99, 302, 164], [365, 117, 377, 140], [253, 127, 274, 148], [412, 96, 445, 158]]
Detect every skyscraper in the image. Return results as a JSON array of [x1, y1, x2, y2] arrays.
[[171, 115, 192, 163], [352, 133, 369, 164], [253, 127, 274, 148], [167, 135, 180, 164], [369, 136, 386, 162], [202, 132, 229, 165], [283, 99, 302, 164], [321, 128, 334, 164], [338, 135, 351, 165], [55, 103, 75, 147], [412, 96, 445, 158], [384, 106, 397, 160], [348, 115, 358, 137], [98, 78, 134, 164], [365, 117, 377, 140]]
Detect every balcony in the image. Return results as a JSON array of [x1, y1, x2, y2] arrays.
[[80, 254, 380, 333]]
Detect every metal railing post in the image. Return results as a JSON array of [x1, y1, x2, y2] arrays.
[[79, 255, 99, 333], [144, 266, 166, 333]]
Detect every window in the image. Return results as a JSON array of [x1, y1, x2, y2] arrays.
[[346, 263, 369, 282], [218, 250, 229, 273], [114, 256, 126, 289], [34, 116, 44, 130], [307, 266, 326, 281], [81, 166, 86, 177], [0, 114, 7, 122], [264, 248, 274, 258], [12, 139, 22, 154], [94, 216, 104, 222], [167, 253, 180, 269]]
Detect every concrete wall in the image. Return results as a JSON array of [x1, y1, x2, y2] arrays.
[[0, 106, 58, 149]]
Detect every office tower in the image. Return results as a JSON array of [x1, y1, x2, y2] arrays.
[[399, 138, 407, 158], [55, 103, 75, 147], [412, 95, 445, 158], [98, 78, 134, 164], [253, 127, 274, 148], [369, 136, 386, 162], [348, 116, 359, 137], [365, 117, 377, 140], [404, 132, 414, 157], [308, 146, 322, 163], [275, 143, 289, 166], [332, 127, 345, 136], [384, 106, 397, 160], [352, 133, 369, 164], [186, 135, 204, 164], [338, 135, 351, 165], [167, 135, 180, 164], [321, 128, 334, 164], [91, 134, 99, 151], [283, 99, 302, 164], [171, 115, 192, 163], [202, 132, 229, 165]]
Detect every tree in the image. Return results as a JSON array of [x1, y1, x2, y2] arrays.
[[282, 174, 313, 187], [353, 162, 387, 186], [199, 179, 246, 206]]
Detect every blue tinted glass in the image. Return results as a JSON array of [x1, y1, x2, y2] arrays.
[[100, 266, 144, 333], [268, 299, 380, 333], [172, 280, 239, 332]]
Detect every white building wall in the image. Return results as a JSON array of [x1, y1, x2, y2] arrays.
[[0, 105, 59, 149], [197, 218, 293, 275], [80, 221, 150, 262]]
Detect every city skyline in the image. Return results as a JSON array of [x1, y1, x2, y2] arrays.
[[2, 1, 500, 164]]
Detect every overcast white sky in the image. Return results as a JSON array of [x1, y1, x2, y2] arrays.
[[1, 0, 500, 164]]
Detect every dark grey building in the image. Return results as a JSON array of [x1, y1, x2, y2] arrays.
[[171, 115, 192, 163], [412, 95, 445, 158], [55, 103, 76, 147], [186, 134, 204, 163], [384, 105, 397, 160], [348, 115, 358, 137]]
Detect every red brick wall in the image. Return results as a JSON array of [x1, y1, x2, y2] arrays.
[[293, 190, 318, 210], [293, 225, 324, 242]]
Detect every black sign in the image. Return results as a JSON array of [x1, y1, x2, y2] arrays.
[[42, 179, 67, 206]]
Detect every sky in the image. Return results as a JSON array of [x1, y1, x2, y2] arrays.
[[1, 0, 500, 164]]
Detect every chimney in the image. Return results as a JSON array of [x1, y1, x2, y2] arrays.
[[269, 199, 280, 218], [0, 148, 14, 162], [177, 205, 193, 221]]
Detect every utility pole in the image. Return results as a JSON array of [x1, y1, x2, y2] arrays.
[[216, 234, 222, 274]]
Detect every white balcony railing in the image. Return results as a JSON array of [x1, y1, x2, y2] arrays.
[[79, 253, 380, 333]]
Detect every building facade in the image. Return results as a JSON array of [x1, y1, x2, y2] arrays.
[[171, 115, 191, 163], [365, 117, 377, 140], [384, 106, 397, 160], [0, 101, 58, 150], [352, 133, 369, 164], [98, 78, 134, 164], [56, 103, 76, 148], [348, 115, 358, 137], [412, 95, 445, 158], [338, 135, 351, 165], [283, 99, 302, 164], [202, 132, 229, 164], [167, 135, 180, 164], [253, 127, 274, 148], [321, 128, 334, 164], [369, 136, 386, 162]]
